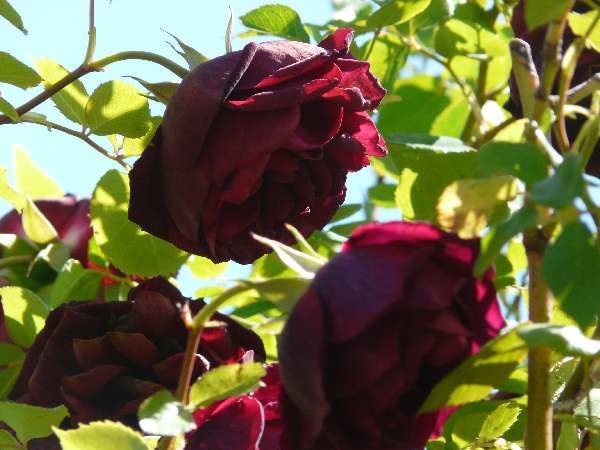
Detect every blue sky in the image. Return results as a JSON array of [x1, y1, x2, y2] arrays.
[[1, 0, 384, 295]]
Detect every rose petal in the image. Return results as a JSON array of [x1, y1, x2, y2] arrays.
[[72, 335, 116, 370], [61, 364, 125, 399], [107, 332, 160, 368], [189, 396, 265, 450], [318, 28, 354, 55], [285, 100, 343, 151]]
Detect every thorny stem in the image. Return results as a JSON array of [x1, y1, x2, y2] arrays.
[[18, 116, 130, 170], [363, 28, 382, 60], [461, 58, 489, 142]]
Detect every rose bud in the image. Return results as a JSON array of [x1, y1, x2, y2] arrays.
[[9, 277, 266, 429], [0, 195, 92, 264], [186, 364, 282, 450], [278, 221, 505, 450], [508, 1, 600, 174], [129, 28, 387, 264]]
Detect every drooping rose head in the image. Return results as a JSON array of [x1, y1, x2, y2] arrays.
[[278, 222, 505, 450], [9, 277, 265, 428], [129, 28, 387, 264], [508, 1, 600, 174], [186, 364, 282, 450], [0, 195, 92, 264]]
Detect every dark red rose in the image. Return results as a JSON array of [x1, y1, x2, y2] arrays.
[[9, 277, 266, 430], [186, 364, 282, 450], [508, 1, 600, 174], [0, 195, 92, 264], [278, 222, 505, 450], [129, 28, 387, 264]]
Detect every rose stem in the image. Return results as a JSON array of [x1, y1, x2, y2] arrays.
[[520, 5, 574, 450], [158, 284, 251, 450]]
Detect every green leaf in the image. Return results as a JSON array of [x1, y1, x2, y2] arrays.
[[138, 390, 196, 437], [90, 170, 188, 277], [557, 421, 579, 450], [241, 277, 310, 312], [407, 0, 453, 30], [367, 0, 432, 27], [420, 328, 528, 412], [128, 77, 178, 105], [22, 197, 58, 244], [121, 116, 161, 157], [543, 221, 600, 327], [368, 184, 396, 208], [35, 58, 89, 124], [569, 11, 600, 52], [0, 343, 25, 399], [479, 142, 548, 186], [0, 286, 49, 348], [475, 206, 538, 276], [478, 402, 521, 442], [518, 323, 600, 357], [388, 133, 478, 220], [14, 146, 64, 199], [330, 203, 362, 223], [164, 30, 208, 70], [0, 166, 24, 211], [0, 402, 68, 445], [530, 154, 583, 209], [0, 52, 40, 89], [0, 429, 21, 448], [187, 256, 228, 279], [240, 4, 309, 42], [55, 421, 149, 450], [437, 176, 518, 238], [85, 81, 151, 138], [430, 97, 470, 138], [189, 363, 266, 410], [27, 242, 70, 276], [378, 75, 453, 135], [435, 19, 508, 58], [49, 259, 103, 309], [251, 232, 326, 278], [0, 96, 18, 122], [0, 0, 26, 33], [364, 34, 408, 90], [525, 0, 572, 30]]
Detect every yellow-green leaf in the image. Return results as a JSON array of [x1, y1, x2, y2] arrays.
[[568, 11, 600, 52], [22, 197, 58, 244], [0, 286, 49, 348], [55, 421, 150, 450], [36, 58, 89, 124], [437, 176, 519, 238], [0, 52, 40, 89], [14, 146, 64, 199]]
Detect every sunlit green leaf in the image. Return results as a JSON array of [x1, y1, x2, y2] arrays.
[[241, 277, 310, 312], [49, 259, 103, 308], [90, 170, 188, 277], [55, 421, 149, 450], [138, 390, 196, 437], [128, 77, 178, 105], [0, 166, 24, 211], [187, 256, 228, 279], [367, 0, 431, 27], [0, 0, 26, 33], [86, 81, 151, 138], [478, 402, 521, 442], [189, 363, 265, 410], [241, 4, 309, 42], [0, 52, 40, 89], [0, 343, 25, 399], [420, 328, 528, 412], [518, 323, 600, 357], [0, 286, 49, 348], [0, 402, 67, 445], [479, 142, 548, 186], [569, 11, 600, 52], [437, 176, 518, 238], [435, 19, 508, 58], [22, 197, 58, 244], [525, 0, 571, 30], [35, 58, 89, 124], [0, 96, 18, 121], [330, 204, 362, 223], [164, 30, 208, 70], [14, 146, 64, 199], [122, 116, 161, 157]]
